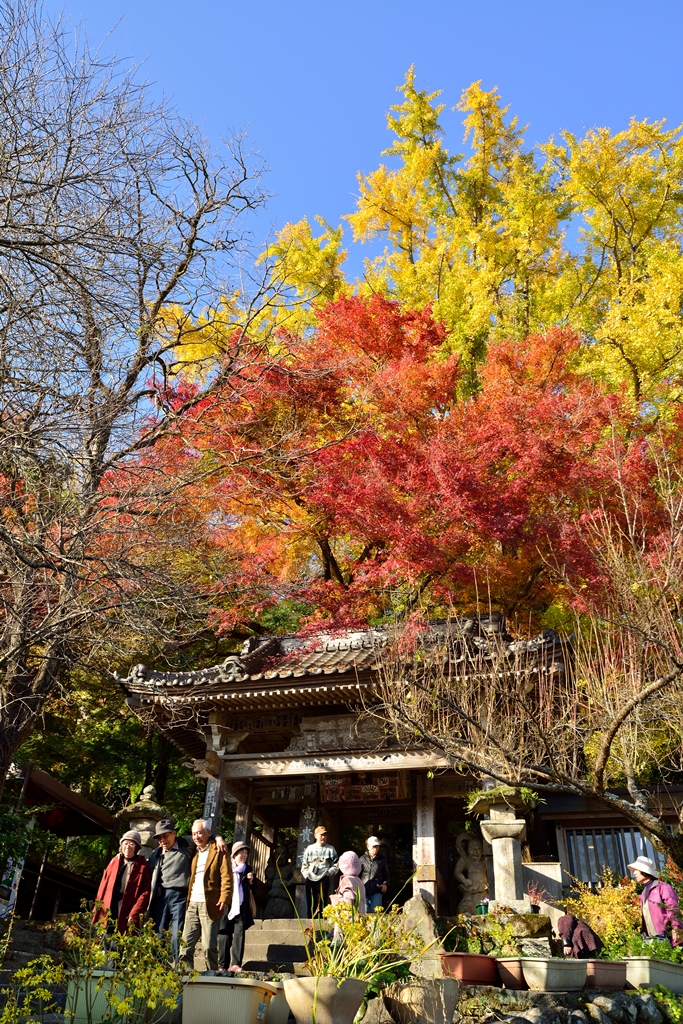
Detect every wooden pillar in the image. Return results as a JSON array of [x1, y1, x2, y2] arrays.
[[318, 806, 338, 853], [260, 824, 276, 844], [413, 773, 437, 907], [233, 799, 253, 845], [295, 803, 317, 918], [203, 760, 228, 835]]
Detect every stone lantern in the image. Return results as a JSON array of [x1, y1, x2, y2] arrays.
[[115, 785, 169, 859], [473, 787, 532, 913]]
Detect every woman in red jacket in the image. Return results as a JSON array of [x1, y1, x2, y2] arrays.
[[93, 829, 152, 933]]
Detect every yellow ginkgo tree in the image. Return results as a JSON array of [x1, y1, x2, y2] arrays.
[[267, 68, 683, 412]]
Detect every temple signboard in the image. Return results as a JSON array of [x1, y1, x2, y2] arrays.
[[320, 770, 407, 803]]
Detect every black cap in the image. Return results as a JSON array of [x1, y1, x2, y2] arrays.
[[154, 818, 176, 837]]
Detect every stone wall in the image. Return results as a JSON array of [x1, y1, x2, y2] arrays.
[[457, 987, 665, 1024]]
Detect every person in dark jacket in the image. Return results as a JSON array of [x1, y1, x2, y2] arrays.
[[557, 914, 603, 958], [147, 819, 196, 960], [147, 817, 228, 961], [93, 829, 151, 933], [217, 840, 255, 973], [359, 836, 390, 913]]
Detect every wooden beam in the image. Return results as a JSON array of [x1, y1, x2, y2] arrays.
[[220, 749, 452, 778], [224, 778, 251, 805]]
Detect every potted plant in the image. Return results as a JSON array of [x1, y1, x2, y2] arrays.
[[526, 881, 551, 914], [585, 959, 627, 989], [601, 931, 683, 994], [520, 957, 588, 991], [437, 914, 500, 986], [182, 976, 276, 1024], [63, 911, 185, 1024], [283, 898, 447, 1024], [3, 909, 185, 1024], [559, 867, 642, 991]]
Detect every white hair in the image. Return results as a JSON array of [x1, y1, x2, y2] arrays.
[[192, 818, 211, 831]]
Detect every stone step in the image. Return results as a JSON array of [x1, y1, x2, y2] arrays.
[[244, 943, 307, 961], [242, 917, 327, 972], [193, 918, 328, 973], [249, 918, 316, 933]]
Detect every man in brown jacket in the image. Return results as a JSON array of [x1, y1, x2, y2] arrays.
[[178, 819, 231, 971]]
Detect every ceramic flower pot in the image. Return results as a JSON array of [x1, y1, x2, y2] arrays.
[[521, 957, 587, 992], [282, 976, 367, 1024], [496, 957, 528, 990], [261, 981, 290, 1024], [624, 957, 683, 994], [439, 951, 499, 986], [383, 977, 460, 1024], [585, 959, 626, 990]]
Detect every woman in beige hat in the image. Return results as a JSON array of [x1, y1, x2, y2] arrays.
[[217, 840, 255, 973], [628, 856, 681, 946], [93, 829, 151, 933]]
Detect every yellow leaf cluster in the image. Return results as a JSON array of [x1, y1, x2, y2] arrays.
[[272, 67, 683, 410], [564, 870, 642, 941]]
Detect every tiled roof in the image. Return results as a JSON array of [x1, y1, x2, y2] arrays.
[[119, 615, 571, 715]]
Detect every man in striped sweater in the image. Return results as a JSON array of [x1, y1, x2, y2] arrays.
[[300, 826, 339, 917]]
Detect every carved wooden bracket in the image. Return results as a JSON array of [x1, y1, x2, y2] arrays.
[[183, 750, 221, 778], [206, 711, 249, 755]]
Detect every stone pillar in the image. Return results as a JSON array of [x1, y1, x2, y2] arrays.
[[480, 803, 531, 913], [115, 785, 169, 859], [413, 773, 437, 907], [294, 803, 317, 917]]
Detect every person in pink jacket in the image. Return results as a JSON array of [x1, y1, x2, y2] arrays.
[[331, 851, 366, 912], [628, 856, 681, 946]]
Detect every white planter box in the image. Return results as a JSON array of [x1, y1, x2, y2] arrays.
[[182, 977, 273, 1024], [624, 957, 683, 994], [67, 973, 115, 1024], [67, 971, 179, 1024], [521, 957, 587, 992]]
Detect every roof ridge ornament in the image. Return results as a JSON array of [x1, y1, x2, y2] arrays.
[[218, 656, 248, 684]]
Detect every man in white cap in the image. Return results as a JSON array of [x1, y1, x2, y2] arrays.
[[93, 829, 151, 932], [359, 836, 390, 913], [628, 855, 681, 945]]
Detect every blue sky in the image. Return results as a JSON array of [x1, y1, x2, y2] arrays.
[[64, 1, 683, 277]]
